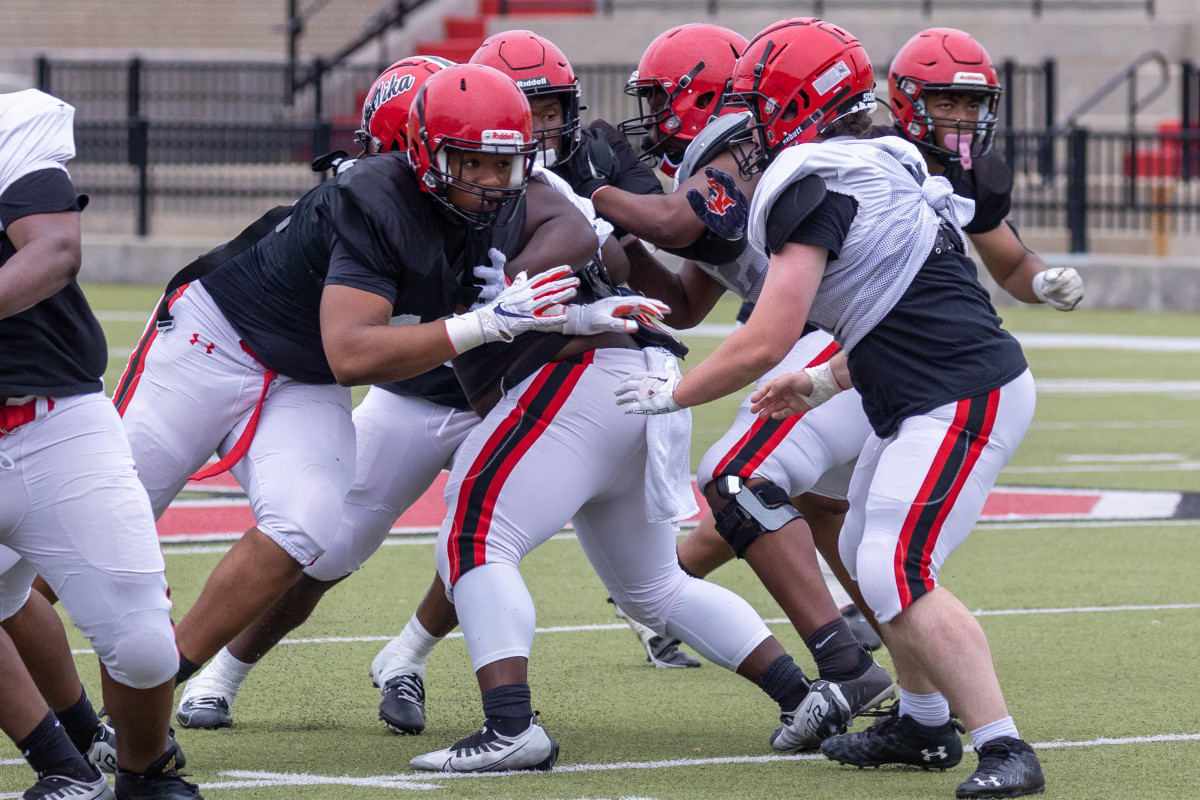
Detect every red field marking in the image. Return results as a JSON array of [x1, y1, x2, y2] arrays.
[[158, 478, 1169, 543]]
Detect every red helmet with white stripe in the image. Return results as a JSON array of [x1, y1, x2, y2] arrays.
[[407, 64, 537, 228], [725, 18, 876, 175], [888, 28, 1002, 166], [357, 55, 454, 155]]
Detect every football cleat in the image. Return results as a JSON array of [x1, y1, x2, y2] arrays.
[[175, 694, 231, 730], [85, 722, 119, 774], [955, 737, 1045, 798], [378, 673, 426, 735], [771, 661, 895, 752], [609, 598, 701, 669], [24, 766, 113, 800], [114, 743, 199, 800], [821, 704, 964, 769], [409, 715, 559, 773], [841, 604, 883, 652]]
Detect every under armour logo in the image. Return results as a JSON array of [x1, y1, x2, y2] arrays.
[[189, 333, 216, 354], [922, 746, 948, 761], [973, 776, 1002, 787], [706, 182, 737, 215]]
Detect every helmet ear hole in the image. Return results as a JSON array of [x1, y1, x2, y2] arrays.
[[696, 91, 716, 110]]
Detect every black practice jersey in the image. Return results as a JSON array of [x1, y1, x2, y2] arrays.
[[0, 168, 104, 397], [200, 153, 526, 385]]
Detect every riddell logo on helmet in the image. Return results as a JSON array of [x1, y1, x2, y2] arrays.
[[952, 71, 989, 85], [516, 77, 551, 89], [482, 130, 525, 145]]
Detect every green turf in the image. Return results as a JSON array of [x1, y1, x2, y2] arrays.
[[1, 287, 1195, 798]]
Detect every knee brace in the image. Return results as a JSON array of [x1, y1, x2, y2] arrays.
[[712, 476, 802, 558]]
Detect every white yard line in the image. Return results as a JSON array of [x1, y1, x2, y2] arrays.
[[64, 602, 1200, 657]]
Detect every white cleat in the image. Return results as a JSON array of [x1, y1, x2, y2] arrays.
[[409, 716, 559, 773]]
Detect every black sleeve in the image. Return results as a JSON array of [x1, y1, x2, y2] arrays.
[[769, 191, 858, 257], [0, 168, 86, 227], [952, 152, 1013, 235], [321, 185, 406, 304], [590, 119, 663, 197]]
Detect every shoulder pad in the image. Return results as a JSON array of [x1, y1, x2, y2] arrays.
[[674, 111, 753, 186], [0, 90, 76, 198], [766, 174, 827, 254]]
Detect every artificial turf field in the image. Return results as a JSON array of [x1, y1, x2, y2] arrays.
[[2, 287, 1199, 800]]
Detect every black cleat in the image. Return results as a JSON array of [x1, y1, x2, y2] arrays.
[[955, 737, 1045, 798], [114, 742, 200, 800], [24, 765, 112, 800], [379, 673, 426, 735], [822, 704, 964, 769]]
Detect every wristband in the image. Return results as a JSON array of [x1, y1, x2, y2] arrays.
[[444, 312, 485, 355], [802, 362, 842, 408]]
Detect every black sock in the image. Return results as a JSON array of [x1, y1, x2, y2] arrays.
[[676, 549, 702, 579], [175, 654, 202, 684], [482, 683, 533, 736], [756, 654, 811, 713], [17, 711, 91, 779], [55, 688, 102, 756], [804, 618, 872, 682]]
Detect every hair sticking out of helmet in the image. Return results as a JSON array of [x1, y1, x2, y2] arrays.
[[888, 27, 1002, 168], [619, 23, 748, 173], [723, 18, 876, 177], [406, 63, 538, 228], [469, 30, 582, 166], [357, 56, 455, 156]]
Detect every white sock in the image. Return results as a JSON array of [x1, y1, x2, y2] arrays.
[[396, 615, 444, 665], [898, 688, 951, 728], [185, 647, 254, 700], [970, 716, 1019, 749]]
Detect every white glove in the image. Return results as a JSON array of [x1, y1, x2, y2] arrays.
[[470, 248, 509, 310], [444, 266, 578, 354], [614, 369, 682, 415], [1032, 267, 1083, 311], [563, 296, 670, 336]]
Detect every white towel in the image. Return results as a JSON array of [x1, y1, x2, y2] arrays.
[[642, 348, 699, 524]]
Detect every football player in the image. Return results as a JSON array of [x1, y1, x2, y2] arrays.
[[115, 63, 584, 728], [174, 56, 664, 733], [882, 27, 1083, 312], [1, 89, 196, 799], [618, 17, 1045, 799], [592, 22, 896, 744]]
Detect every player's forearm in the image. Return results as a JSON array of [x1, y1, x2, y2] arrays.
[[673, 326, 790, 409], [0, 239, 81, 321], [324, 322, 458, 387], [506, 214, 598, 279], [995, 250, 1046, 305], [624, 243, 694, 326], [592, 186, 705, 249]]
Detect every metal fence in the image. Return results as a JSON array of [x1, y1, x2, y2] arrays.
[[36, 56, 1200, 250], [493, 0, 1155, 15]]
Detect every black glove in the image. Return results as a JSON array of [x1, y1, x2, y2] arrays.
[[560, 129, 620, 197], [686, 167, 749, 241]]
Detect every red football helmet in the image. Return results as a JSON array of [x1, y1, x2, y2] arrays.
[[357, 55, 455, 155], [407, 63, 537, 228], [725, 18, 876, 176], [469, 30, 582, 165], [888, 28, 1002, 166], [619, 23, 748, 171]]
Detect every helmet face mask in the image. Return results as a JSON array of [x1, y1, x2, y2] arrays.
[[724, 18, 876, 177], [469, 30, 583, 166], [888, 27, 1002, 166], [618, 23, 748, 173], [407, 64, 538, 229]]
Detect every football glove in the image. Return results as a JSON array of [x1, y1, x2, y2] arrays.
[[560, 129, 621, 198], [563, 296, 670, 336], [444, 266, 578, 354], [686, 167, 749, 241], [470, 248, 509, 310], [614, 369, 682, 415], [1031, 266, 1083, 311]]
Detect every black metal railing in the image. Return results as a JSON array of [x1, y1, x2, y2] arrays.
[[506, 0, 1156, 16]]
